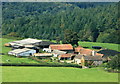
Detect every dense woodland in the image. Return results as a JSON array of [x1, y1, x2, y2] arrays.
[[2, 2, 120, 44]]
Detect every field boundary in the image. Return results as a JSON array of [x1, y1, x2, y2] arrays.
[[0, 63, 82, 68]]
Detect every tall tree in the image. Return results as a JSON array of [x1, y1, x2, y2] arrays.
[[62, 29, 79, 46]]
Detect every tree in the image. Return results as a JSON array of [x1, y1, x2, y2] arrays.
[[62, 29, 79, 46], [7, 32, 19, 37], [56, 36, 61, 44], [107, 55, 120, 70]]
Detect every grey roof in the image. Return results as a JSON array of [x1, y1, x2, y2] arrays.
[[8, 48, 34, 54], [9, 38, 42, 45], [75, 54, 102, 61], [39, 41, 57, 46], [52, 50, 67, 55], [84, 56, 102, 61]]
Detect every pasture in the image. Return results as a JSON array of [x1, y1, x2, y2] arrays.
[[78, 41, 119, 52], [0, 38, 119, 82], [2, 66, 118, 82]]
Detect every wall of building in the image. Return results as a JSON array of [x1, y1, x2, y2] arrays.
[[74, 58, 81, 64], [17, 50, 36, 56]]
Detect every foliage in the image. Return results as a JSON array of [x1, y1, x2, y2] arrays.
[[62, 29, 79, 46], [2, 2, 119, 44], [107, 55, 120, 70], [56, 36, 61, 44]]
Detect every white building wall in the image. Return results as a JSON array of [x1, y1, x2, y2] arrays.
[[17, 50, 36, 56], [74, 59, 81, 64], [43, 48, 51, 53]]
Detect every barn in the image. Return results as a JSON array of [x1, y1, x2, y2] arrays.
[[8, 48, 36, 57]]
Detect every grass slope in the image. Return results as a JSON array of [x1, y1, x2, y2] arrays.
[[2, 66, 118, 82], [78, 41, 119, 52]]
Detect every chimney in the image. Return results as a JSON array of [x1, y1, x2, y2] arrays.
[[92, 50, 96, 56]]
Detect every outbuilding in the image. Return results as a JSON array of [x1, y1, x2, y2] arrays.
[[8, 48, 36, 57]]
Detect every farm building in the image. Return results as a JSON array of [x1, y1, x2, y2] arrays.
[[75, 48, 104, 57], [74, 46, 84, 54], [58, 54, 75, 60], [8, 48, 36, 57], [38, 41, 57, 48], [49, 44, 73, 53], [4, 43, 11, 47], [43, 48, 51, 53], [74, 54, 103, 66], [97, 49, 120, 56], [52, 50, 67, 57], [12, 44, 25, 50], [33, 53, 53, 59], [7, 38, 42, 46]]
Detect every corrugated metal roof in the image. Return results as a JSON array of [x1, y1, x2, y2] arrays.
[[8, 48, 33, 54], [52, 50, 66, 55], [9, 38, 42, 45]]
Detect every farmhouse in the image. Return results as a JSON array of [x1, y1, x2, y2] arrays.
[[58, 54, 75, 60], [49, 44, 73, 53], [74, 54, 103, 66], [8, 48, 36, 57], [75, 48, 104, 57], [74, 46, 84, 54]]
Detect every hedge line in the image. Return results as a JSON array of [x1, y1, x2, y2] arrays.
[[1, 63, 82, 68]]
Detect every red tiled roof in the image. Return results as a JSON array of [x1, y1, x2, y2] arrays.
[[49, 44, 73, 50], [96, 53, 104, 57], [75, 46, 84, 52], [59, 54, 75, 58]]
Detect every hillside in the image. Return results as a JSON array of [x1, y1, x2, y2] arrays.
[[2, 2, 119, 44]]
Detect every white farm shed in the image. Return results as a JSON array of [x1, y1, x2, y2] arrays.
[[8, 48, 36, 57]]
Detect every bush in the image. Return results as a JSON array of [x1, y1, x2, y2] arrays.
[[107, 55, 120, 70], [1, 63, 82, 68]]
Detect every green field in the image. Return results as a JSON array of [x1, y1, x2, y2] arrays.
[[0, 38, 119, 63], [1, 38, 119, 82], [79, 41, 119, 52], [2, 66, 118, 82]]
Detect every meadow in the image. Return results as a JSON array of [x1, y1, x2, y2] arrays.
[[0, 38, 119, 82], [78, 41, 119, 52], [2, 66, 118, 82]]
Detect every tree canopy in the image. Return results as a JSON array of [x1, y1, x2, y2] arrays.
[[2, 2, 119, 44]]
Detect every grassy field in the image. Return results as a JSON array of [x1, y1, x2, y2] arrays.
[[1, 38, 119, 82], [78, 41, 119, 52], [2, 66, 118, 82]]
